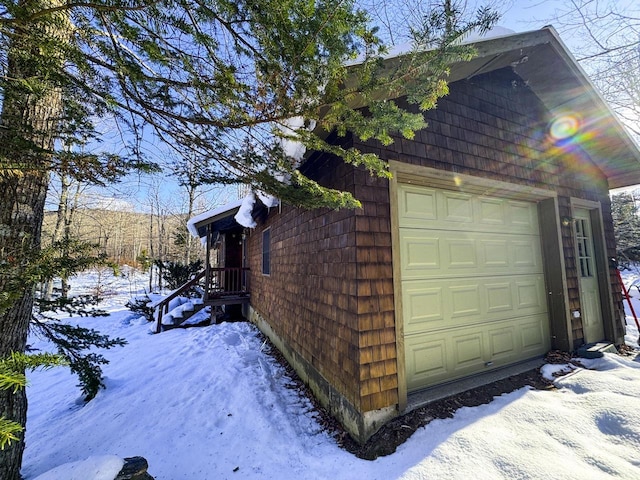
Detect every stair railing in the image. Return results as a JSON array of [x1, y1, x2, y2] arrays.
[[153, 270, 206, 333]]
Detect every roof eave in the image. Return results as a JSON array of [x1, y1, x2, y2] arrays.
[[187, 201, 243, 239], [396, 27, 640, 189]]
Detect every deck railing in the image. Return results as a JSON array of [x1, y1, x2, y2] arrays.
[[206, 267, 250, 299]]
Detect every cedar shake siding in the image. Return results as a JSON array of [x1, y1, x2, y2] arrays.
[[245, 154, 369, 410], [244, 65, 626, 443], [246, 149, 399, 439], [354, 67, 624, 347]]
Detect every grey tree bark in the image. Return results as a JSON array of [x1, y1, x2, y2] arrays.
[[0, 2, 65, 477]]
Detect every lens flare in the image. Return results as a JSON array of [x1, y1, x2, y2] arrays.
[[549, 115, 580, 140]]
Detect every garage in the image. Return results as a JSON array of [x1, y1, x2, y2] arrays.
[[398, 183, 551, 392]]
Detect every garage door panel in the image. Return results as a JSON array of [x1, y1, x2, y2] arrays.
[[399, 184, 551, 392], [442, 191, 474, 224], [515, 279, 546, 309], [405, 315, 550, 389], [404, 286, 444, 331], [447, 239, 478, 268], [519, 315, 550, 352], [405, 335, 448, 390], [477, 197, 507, 226], [487, 326, 516, 358], [512, 239, 540, 268], [508, 200, 538, 229], [452, 333, 485, 370], [485, 282, 513, 313], [481, 239, 510, 267], [450, 285, 481, 318], [400, 229, 543, 279], [403, 276, 547, 333], [401, 235, 440, 273], [399, 186, 437, 223], [398, 185, 540, 235]]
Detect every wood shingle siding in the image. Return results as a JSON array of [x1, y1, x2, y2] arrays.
[[353, 172, 397, 412], [243, 64, 627, 444], [246, 154, 366, 409], [354, 67, 622, 348]]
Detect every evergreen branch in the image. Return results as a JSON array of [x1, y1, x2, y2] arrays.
[[0, 353, 65, 410], [0, 364, 25, 393], [31, 318, 126, 400], [0, 2, 153, 26], [198, 3, 265, 60], [0, 418, 22, 450], [0, 352, 66, 450]]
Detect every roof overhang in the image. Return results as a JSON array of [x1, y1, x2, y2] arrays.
[[344, 27, 640, 189], [187, 199, 243, 239], [448, 27, 640, 189]]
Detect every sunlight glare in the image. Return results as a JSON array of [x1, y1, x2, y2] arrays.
[[549, 114, 580, 140]]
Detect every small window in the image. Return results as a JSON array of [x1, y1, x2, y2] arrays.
[[262, 228, 271, 275], [575, 218, 593, 278]]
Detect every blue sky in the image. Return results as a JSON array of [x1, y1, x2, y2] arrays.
[[73, 0, 637, 213], [95, 1, 561, 213]]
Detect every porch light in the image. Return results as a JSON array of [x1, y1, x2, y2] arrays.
[[561, 216, 574, 227]]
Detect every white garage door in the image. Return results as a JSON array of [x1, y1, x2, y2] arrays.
[[398, 184, 551, 392]]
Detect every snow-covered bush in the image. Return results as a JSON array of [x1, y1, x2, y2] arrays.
[[125, 296, 154, 323]]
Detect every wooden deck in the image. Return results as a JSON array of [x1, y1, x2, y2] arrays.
[[204, 294, 250, 307]]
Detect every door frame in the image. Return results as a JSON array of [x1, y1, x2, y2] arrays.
[[570, 198, 616, 344]]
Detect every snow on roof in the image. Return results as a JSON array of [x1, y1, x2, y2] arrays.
[[187, 191, 280, 238], [256, 190, 279, 209], [234, 192, 257, 228], [186, 198, 244, 238]]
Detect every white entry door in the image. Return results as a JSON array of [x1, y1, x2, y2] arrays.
[[574, 208, 605, 342]]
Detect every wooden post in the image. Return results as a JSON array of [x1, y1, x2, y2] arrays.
[[205, 224, 212, 302], [156, 304, 164, 334]]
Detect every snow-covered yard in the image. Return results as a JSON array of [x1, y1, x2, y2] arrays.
[[22, 269, 640, 479]]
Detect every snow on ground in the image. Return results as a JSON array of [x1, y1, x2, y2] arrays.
[[22, 269, 640, 479]]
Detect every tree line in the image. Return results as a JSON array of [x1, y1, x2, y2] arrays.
[[42, 205, 200, 268], [612, 190, 640, 267]]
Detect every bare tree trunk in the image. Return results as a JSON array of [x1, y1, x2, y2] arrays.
[[43, 174, 71, 299], [157, 208, 165, 291], [148, 211, 154, 292], [0, 2, 66, 478], [185, 184, 196, 264], [60, 180, 82, 297]]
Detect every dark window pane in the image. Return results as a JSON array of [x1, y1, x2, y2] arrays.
[[262, 229, 270, 275]]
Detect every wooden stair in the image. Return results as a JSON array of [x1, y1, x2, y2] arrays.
[[152, 267, 250, 333], [153, 271, 207, 333], [160, 300, 210, 331]]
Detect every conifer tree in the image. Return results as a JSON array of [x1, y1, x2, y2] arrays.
[[1, 1, 496, 476], [611, 192, 640, 265], [0, 352, 64, 451]]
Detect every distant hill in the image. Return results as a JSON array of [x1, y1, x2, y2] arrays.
[[42, 208, 202, 266]]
